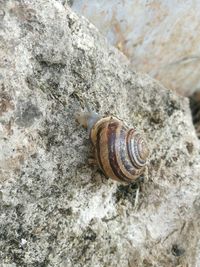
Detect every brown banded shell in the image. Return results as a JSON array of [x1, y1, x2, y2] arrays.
[[90, 116, 149, 183]]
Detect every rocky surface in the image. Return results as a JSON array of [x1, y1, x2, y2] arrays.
[[71, 0, 200, 96], [0, 1, 200, 266]]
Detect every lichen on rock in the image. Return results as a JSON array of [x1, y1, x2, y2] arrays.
[[0, 1, 200, 267]]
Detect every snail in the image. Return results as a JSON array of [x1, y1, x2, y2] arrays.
[[76, 105, 149, 183]]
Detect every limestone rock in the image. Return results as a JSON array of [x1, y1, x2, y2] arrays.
[[0, 1, 200, 266], [71, 0, 200, 96]]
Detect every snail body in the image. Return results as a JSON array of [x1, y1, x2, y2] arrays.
[[76, 111, 149, 183]]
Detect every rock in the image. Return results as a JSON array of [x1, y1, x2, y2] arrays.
[[0, 1, 200, 266], [71, 0, 200, 96]]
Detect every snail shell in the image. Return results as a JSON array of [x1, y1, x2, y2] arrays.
[[76, 111, 149, 183]]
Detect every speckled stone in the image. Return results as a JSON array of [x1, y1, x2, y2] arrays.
[[0, 1, 200, 267]]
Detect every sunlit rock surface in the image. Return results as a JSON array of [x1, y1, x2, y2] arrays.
[[0, 1, 200, 266], [72, 0, 200, 96]]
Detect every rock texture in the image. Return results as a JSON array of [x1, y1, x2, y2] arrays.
[[0, 1, 200, 266], [71, 0, 200, 96]]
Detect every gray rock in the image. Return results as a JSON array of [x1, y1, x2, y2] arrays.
[[71, 0, 200, 96], [0, 1, 199, 266]]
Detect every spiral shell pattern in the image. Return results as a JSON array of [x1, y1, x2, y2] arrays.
[[90, 116, 149, 183]]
